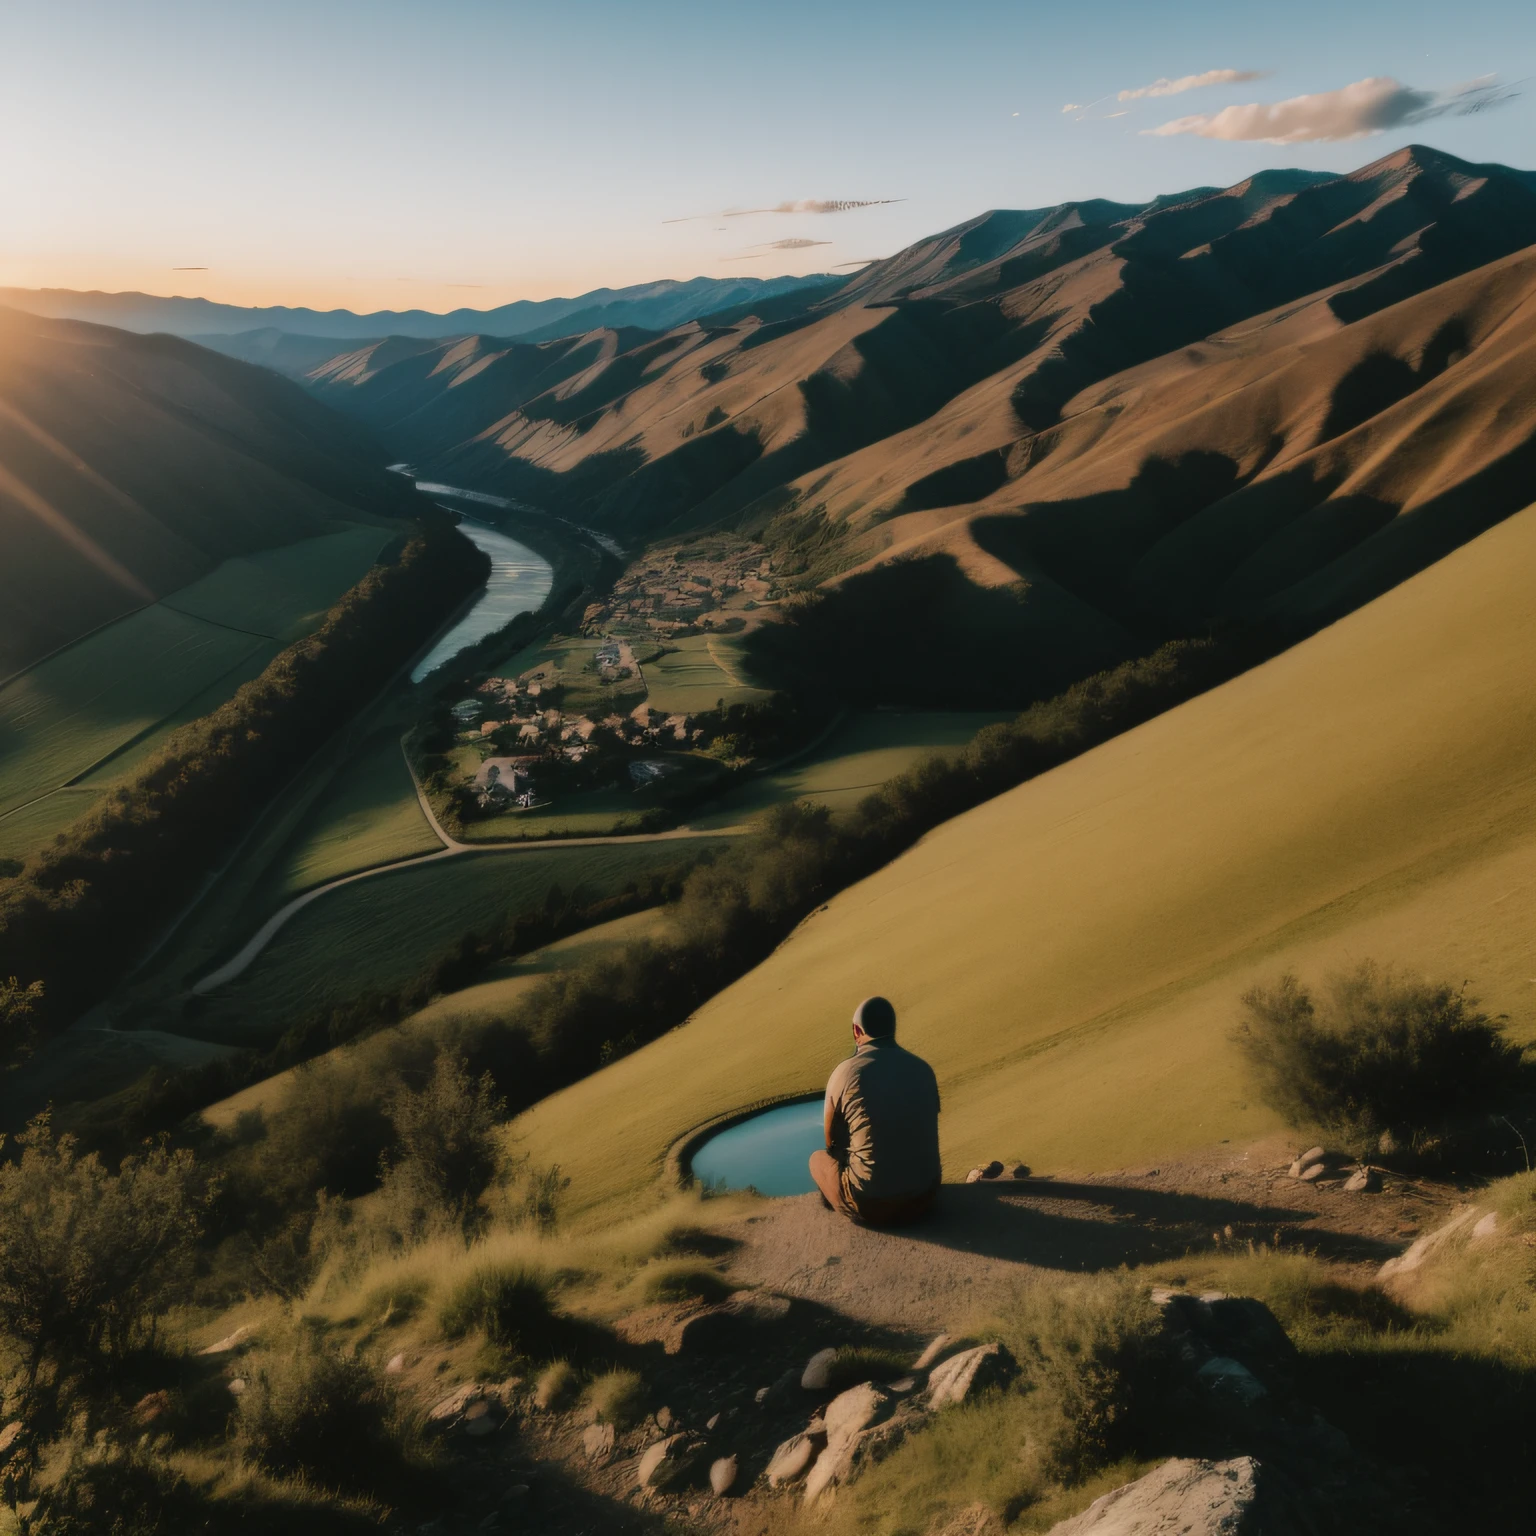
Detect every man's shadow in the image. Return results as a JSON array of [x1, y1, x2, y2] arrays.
[[876, 1179, 1403, 1270]]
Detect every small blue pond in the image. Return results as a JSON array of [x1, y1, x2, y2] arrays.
[[689, 1099, 823, 1196]]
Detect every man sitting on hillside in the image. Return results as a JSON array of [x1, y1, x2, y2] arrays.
[[810, 996, 941, 1226]]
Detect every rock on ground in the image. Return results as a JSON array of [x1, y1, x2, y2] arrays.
[[766, 1430, 823, 1487], [913, 1333, 952, 1370], [709, 1455, 738, 1495], [927, 1343, 1015, 1408], [1046, 1457, 1316, 1534], [636, 1432, 705, 1491], [802, 1346, 840, 1390]]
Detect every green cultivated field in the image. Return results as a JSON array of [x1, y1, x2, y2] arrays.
[[513, 507, 1536, 1220], [192, 838, 723, 1044], [690, 710, 1010, 829], [201, 907, 671, 1130], [642, 633, 770, 714], [0, 606, 266, 817], [263, 731, 439, 898], [497, 635, 645, 717], [0, 527, 389, 862], [160, 525, 390, 640]]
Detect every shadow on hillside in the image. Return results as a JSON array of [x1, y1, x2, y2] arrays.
[[889, 1179, 1403, 1270]]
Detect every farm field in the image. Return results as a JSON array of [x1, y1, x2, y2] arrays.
[[642, 633, 770, 714], [0, 605, 268, 818], [159, 524, 391, 640], [188, 837, 726, 1045], [511, 506, 1536, 1220], [689, 710, 1011, 830], [260, 730, 440, 900], [0, 527, 390, 862], [496, 635, 644, 717], [201, 907, 672, 1132]]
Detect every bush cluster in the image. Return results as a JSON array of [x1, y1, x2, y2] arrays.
[[1236, 962, 1530, 1163]]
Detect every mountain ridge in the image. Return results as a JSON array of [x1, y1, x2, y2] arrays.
[[0, 273, 834, 343]]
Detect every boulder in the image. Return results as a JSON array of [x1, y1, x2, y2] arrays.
[[463, 1398, 500, 1437], [709, 1455, 738, 1495], [1378, 1207, 1483, 1288], [927, 1343, 1015, 1408], [913, 1333, 951, 1371], [765, 1430, 823, 1487], [199, 1324, 254, 1355], [801, 1346, 840, 1391], [226, 1378, 247, 1397], [655, 1405, 675, 1432], [1473, 1211, 1500, 1240], [637, 1432, 705, 1491], [1343, 1167, 1382, 1194], [1297, 1163, 1326, 1182], [582, 1422, 616, 1465], [385, 1352, 406, 1375], [804, 1438, 857, 1502], [824, 1383, 894, 1445], [1195, 1356, 1267, 1405], [428, 1383, 486, 1425], [1294, 1146, 1326, 1173], [1044, 1456, 1317, 1534], [676, 1292, 792, 1354], [758, 1365, 800, 1406], [0, 1422, 20, 1462]]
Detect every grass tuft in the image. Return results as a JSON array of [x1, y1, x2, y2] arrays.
[[437, 1261, 556, 1354], [585, 1368, 647, 1428], [638, 1260, 732, 1305], [535, 1359, 580, 1411]]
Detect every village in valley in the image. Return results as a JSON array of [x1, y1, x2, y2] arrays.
[[437, 537, 782, 827]]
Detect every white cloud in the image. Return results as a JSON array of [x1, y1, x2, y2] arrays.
[[1119, 68, 1266, 101], [762, 238, 832, 250], [666, 198, 902, 224], [1061, 102, 1083, 113], [1145, 74, 1517, 144]]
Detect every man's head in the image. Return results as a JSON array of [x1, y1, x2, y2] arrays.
[[851, 995, 897, 1043]]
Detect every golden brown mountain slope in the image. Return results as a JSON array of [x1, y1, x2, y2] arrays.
[[304, 145, 1536, 703], [0, 308, 417, 674]]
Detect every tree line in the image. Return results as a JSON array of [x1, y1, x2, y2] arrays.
[[0, 521, 490, 1055]]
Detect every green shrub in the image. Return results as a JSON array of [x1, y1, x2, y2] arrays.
[[1235, 962, 1527, 1160], [638, 1261, 731, 1305], [0, 1115, 203, 1389], [237, 1336, 415, 1493], [23, 1431, 204, 1536], [584, 1368, 647, 1428], [1013, 1277, 1174, 1484], [437, 1262, 556, 1353]]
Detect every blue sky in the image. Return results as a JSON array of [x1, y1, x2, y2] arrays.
[[3, 0, 1533, 310]]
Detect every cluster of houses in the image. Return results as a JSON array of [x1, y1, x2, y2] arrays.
[[582, 541, 775, 636], [451, 680, 702, 815]]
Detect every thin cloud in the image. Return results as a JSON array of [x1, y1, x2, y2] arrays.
[[1061, 102, 1083, 113], [171, 266, 207, 270], [666, 197, 902, 223], [1146, 74, 1518, 144], [832, 258, 878, 267], [1119, 68, 1266, 101], [760, 238, 832, 250]]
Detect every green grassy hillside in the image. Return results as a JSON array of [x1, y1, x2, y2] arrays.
[[512, 506, 1536, 1217], [189, 838, 726, 1045], [0, 307, 416, 673], [0, 527, 391, 861]]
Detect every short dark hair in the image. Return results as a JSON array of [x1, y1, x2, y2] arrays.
[[853, 996, 897, 1038]]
